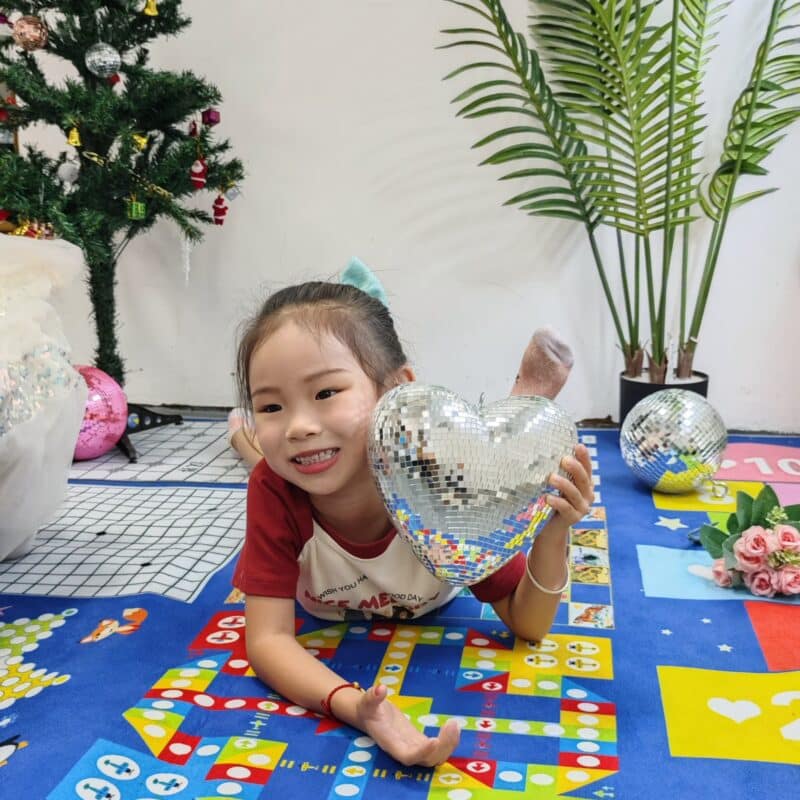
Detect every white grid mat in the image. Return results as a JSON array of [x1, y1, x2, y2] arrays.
[[68, 418, 249, 485], [0, 483, 246, 602]]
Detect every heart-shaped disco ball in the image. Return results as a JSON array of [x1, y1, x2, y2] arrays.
[[368, 383, 578, 585]]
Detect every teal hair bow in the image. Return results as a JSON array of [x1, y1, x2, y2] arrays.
[[339, 256, 389, 308]]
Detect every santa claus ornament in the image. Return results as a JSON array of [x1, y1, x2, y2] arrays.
[[189, 157, 207, 190], [213, 194, 228, 226]]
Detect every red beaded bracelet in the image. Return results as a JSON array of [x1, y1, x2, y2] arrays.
[[321, 681, 363, 717]]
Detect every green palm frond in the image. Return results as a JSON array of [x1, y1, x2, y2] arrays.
[[531, 0, 631, 112], [671, 1, 730, 347], [442, 0, 800, 381], [673, 1, 729, 194], [702, 1, 800, 220], [686, 0, 800, 353], [531, 0, 704, 236], [442, 0, 600, 226], [676, 1, 730, 94]]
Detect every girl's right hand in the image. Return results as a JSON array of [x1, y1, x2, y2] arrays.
[[355, 683, 460, 767]]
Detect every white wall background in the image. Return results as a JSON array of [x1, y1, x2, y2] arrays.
[[27, 1, 800, 431]]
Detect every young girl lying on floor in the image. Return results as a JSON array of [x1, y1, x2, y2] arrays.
[[232, 275, 592, 767]]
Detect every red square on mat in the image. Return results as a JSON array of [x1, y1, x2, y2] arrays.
[[745, 601, 800, 671]]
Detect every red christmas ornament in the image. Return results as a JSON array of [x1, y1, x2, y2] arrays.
[[107, 73, 121, 87], [0, 209, 14, 234], [201, 107, 221, 126], [213, 194, 228, 225], [0, 109, 8, 123], [189, 157, 208, 190]]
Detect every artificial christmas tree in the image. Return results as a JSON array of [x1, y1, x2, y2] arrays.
[[0, 1, 244, 388]]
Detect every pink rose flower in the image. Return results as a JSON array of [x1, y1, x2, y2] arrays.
[[775, 566, 800, 595], [733, 526, 779, 573], [743, 569, 778, 598], [775, 524, 800, 553], [711, 558, 733, 588]]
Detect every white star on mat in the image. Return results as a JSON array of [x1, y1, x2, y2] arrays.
[[660, 629, 673, 636], [701, 618, 712, 624], [718, 644, 733, 652], [655, 516, 688, 531]]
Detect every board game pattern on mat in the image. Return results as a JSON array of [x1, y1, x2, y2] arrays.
[[1, 430, 799, 800]]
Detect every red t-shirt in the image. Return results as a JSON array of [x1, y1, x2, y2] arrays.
[[234, 459, 525, 621]]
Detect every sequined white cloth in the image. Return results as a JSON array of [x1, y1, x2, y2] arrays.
[[0, 237, 87, 561]]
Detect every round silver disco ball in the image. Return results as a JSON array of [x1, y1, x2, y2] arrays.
[[620, 389, 727, 493], [85, 42, 121, 78]]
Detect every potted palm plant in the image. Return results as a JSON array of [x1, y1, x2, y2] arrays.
[[441, 0, 800, 419]]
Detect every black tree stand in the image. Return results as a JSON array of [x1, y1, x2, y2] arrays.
[[619, 371, 709, 423], [116, 404, 183, 462]]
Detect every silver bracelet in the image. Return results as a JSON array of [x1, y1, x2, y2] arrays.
[[525, 553, 570, 595]]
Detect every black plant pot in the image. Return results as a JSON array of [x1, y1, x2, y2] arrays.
[[619, 371, 709, 424]]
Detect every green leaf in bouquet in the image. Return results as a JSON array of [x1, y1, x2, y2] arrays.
[[752, 485, 781, 526], [756, 484, 780, 507], [700, 524, 729, 559], [782, 504, 800, 520], [722, 534, 741, 572], [736, 491, 754, 532], [729, 570, 744, 588], [726, 512, 740, 536]]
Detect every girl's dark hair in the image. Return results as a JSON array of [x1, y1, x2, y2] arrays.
[[236, 282, 408, 411]]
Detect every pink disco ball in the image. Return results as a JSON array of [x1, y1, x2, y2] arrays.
[[73, 366, 128, 461]]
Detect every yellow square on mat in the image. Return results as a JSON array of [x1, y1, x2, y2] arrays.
[[511, 634, 613, 681], [652, 480, 764, 512], [658, 666, 800, 765]]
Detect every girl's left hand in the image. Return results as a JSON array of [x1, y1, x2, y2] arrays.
[[356, 683, 460, 766], [545, 443, 594, 527]]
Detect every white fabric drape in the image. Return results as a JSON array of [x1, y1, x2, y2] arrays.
[[0, 237, 87, 561]]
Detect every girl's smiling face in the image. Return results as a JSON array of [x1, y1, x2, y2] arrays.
[[249, 319, 381, 498]]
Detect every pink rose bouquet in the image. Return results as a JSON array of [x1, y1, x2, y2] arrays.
[[701, 486, 800, 598]]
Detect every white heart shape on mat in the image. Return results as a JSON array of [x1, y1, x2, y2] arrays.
[[780, 719, 800, 741], [369, 384, 577, 585], [688, 563, 714, 581], [707, 697, 761, 723]]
